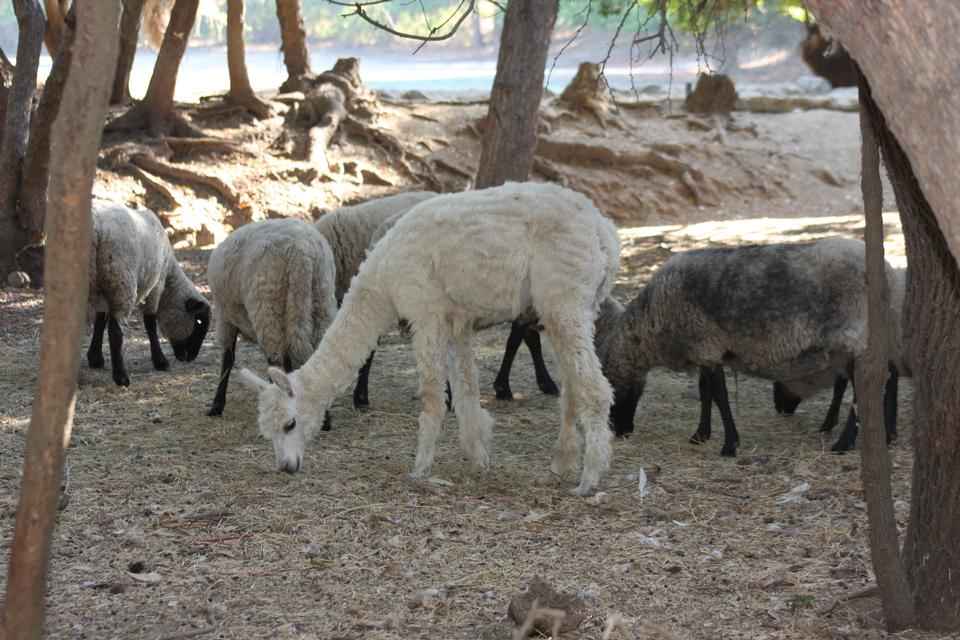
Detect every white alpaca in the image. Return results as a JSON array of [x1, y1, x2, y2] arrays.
[[240, 182, 620, 496]]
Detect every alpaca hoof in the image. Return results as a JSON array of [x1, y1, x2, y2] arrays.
[[88, 353, 104, 369], [569, 482, 596, 497], [830, 441, 854, 454], [153, 356, 170, 371], [538, 379, 560, 396], [353, 393, 369, 408], [321, 413, 332, 432]]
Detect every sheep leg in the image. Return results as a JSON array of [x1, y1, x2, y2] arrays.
[[524, 327, 560, 396], [492, 321, 525, 400], [353, 351, 374, 408], [447, 334, 492, 473], [207, 328, 238, 417], [107, 314, 130, 387], [883, 361, 899, 443], [544, 316, 612, 496], [143, 313, 170, 371], [610, 387, 640, 438], [818, 375, 849, 432], [773, 381, 802, 416], [708, 364, 739, 456], [410, 327, 450, 479], [831, 364, 859, 452], [690, 367, 713, 444], [87, 312, 107, 369]]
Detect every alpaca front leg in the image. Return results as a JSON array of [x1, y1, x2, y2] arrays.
[[448, 335, 492, 473], [410, 330, 449, 478]]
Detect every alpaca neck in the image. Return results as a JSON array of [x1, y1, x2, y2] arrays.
[[299, 281, 397, 416]]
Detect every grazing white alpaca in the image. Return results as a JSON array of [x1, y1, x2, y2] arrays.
[[239, 182, 620, 495]]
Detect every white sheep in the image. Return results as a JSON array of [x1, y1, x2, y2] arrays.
[[595, 237, 900, 456], [87, 199, 210, 387], [205, 217, 337, 421], [314, 191, 437, 406], [240, 182, 620, 496]]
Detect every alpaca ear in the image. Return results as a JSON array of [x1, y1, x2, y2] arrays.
[[237, 368, 268, 393], [268, 367, 294, 398]]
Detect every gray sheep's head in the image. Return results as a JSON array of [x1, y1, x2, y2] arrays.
[[238, 367, 324, 474], [160, 297, 210, 362]]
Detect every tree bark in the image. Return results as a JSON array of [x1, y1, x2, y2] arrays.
[[105, 0, 201, 137], [275, 0, 312, 93], [854, 38, 960, 635], [475, 0, 558, 188], [225, 0, 270, 118], [41, 0, 68, 57], [806, 1, 960, 271], [855, 68, 915, 631], [18, 5, 76, 250], [110, 0, 146, 105], [0, 2, 119, 638], [0, 0, 45, 278]]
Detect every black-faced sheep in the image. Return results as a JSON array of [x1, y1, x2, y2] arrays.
[[205, 218, 337, 421], [87, 200, 210, 387], [596, 238, 900, 456], [240, 182, 620, 496]]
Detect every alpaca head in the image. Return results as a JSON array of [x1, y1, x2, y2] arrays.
[[238, 367, 321, 474]]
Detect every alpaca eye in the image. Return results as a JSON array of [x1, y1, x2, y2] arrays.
[[283, 419, 296, 434]]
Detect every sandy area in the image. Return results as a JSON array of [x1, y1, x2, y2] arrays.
[[0, 88, 938, 639]]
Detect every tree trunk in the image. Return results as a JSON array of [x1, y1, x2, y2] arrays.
[[225, 0, 270, 118], [806, 2, 960, 631], [275, 0, 312, 93], [105, 0, 201, 137], [855, 68, 915, 631], [0, 2, 119, 638], [41, 0, 68, 57], [475, 0, 558, 188], [18, 5, 76, 251], [0, 0, 45, 278], [110, 0, 145, 105], [806, 1, 960, 271]]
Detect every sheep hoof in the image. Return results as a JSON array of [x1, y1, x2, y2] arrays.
[[538, 379, 560, 396], [830, 441, 853, 454], [87, 353, 104, 369], [152, 356, 170, 371], [689, 432, 709, 445], [352, 393, 369, 408], [720, 445, 737, 457], [206, 405, 224, 417], [493, 382, 513, 401], [113, 372, 130, 387]]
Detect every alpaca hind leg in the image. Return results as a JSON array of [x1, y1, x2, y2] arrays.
[[410, 326, 450, 478], [538, 382, 580, 485], [447, 334, 492, 473], [544, 315, 613, 496]]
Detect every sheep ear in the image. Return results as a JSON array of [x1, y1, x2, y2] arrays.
[[185, 298, 206, 313], [268, 367, 294, 398], [237, 369, 268, 393]]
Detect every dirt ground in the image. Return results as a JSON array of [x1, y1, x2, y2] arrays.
[[0, 86, 944, 639]]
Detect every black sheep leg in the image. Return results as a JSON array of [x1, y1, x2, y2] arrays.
[[831, 363, 859, 452], [353, 351, 374, 408], [207, 331, 238, 417], [883, 361, 899, 443], [87, 312, 107, 369], [819, 375, 849, 432], [493, 321, 525, 400], [107, 314, 129, 387], [523, 327, 559, 396], [690, 367, 713, 444], [143, 313, 170, 371], [773, 381, 803, 416], [709, 364, 739, 456]]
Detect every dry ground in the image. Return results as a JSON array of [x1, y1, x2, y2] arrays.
[[0, 93, 947, 639]]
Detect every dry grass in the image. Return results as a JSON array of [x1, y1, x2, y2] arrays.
[[1, 212, 950, 640]]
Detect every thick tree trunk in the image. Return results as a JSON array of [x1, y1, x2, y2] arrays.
[[806, 1, 960, 271], [0, 2, 119, 638], [805, 2, 960, 631], [275, 0, 312, 93], [0, 0, 45, 278], [105, 0, 201, 137], [855, 69, 915, 631], [475, 0, 558, 188], [110, 0, 145, 105], [225, 0, 270, 118], [19, 6, 76, 251]]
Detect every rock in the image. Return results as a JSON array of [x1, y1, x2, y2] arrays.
[[401, 90, 429, 101], [686, 73, 737, 115], [507, 576, 587, 636], [6, 271, 30, 288], [796, 75, 831, 95]]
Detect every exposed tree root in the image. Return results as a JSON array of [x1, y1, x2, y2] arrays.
[[532, 157, 566, 185], [126, 163, 180, 209], [106, 105, 205, 138], [195, 91, 271, 120], [157, 136, 242, 156], [129, 153, 239, 206]]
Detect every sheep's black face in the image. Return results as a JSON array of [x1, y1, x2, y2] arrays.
[[609, 383, 644, 438], [171, 298, 210, 362]]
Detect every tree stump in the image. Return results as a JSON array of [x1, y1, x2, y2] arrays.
[[685, 73, 737, 115], [557, 61, 616, 128]]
